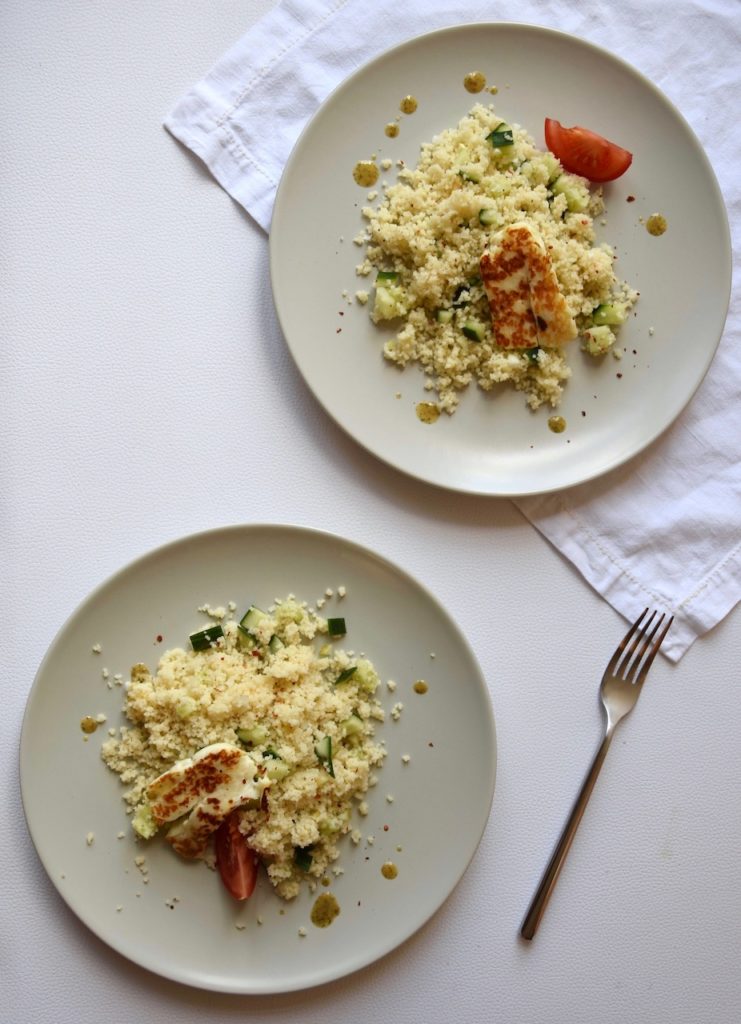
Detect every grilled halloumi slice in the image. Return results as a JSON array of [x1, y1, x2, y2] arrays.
[[480, 222, 577, 348], [147, 742, 269, 859]]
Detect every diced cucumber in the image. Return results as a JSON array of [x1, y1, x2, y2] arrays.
[[335, 666, 357, 684], [478, 208, 500, 227], [524, 347, 541, 365], [592, 302, 627, 327], [314, 735, 335, 777], [236, 724, 269, 747], [175, 697, 197, 720], [486, 122, 514, 148], [340, 714, 364, 739], [132, 803, 158, 840], [583, 324, 616, 356], [550, 174, 590, 213], [190, 624, 224, 651], [294, 846, 314, 872], [462, 320, 486, 343], [239, 605, 268, 638], [374, 274, 407, 321], [266, 758, 291, 781], [327, 617, 346, 637], [436, 309, 454, 324], [451, 283, 471, 308], [459, 166, 482, 183], [268, 634, 284, 653], [353, 658, 379, 694]]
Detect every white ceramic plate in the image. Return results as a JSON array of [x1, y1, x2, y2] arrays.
[[20, 525, 495, 993], [270, 23, 731, 496]]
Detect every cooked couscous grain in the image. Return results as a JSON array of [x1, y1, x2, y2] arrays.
[[102, 599, 386, 900], [360, 103, 636, 412]]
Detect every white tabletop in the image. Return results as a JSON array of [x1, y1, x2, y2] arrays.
[[4, 2, 740, 1022]]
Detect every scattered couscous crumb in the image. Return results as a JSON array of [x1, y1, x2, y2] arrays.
[[366, 835, 375, 845], [649, 326, 655, 336], [257, 916, 264, 925], [235, 923, 246, 931], [358, 801, 369, 817], [117, 831, 125, 840], [86, 832, 95, 846], [391, 702, 404, 720], [102, 667, 109, 679], [337, 586, 346, 598], [380, 158, 392, 170], [386, 679, 397, 693], [95, 712, 107, 724], [355, 290, 369, 305], [116, 905, 123, 912], [92, 643, 102, 654], [386, 794, 395, 804], [612, 347, 624, 360], [401, 754, 411, 765], [298, 926, 307, 937], [351, 829, 362, 845], [429, 652, 436, 659]]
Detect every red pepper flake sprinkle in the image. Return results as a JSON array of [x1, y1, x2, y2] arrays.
[[383, 825, 389, 832], [156, 634, 163, 643], [627, 195, 636, 202], [616, 372, 623, 379], [336, 328, 342, 334]]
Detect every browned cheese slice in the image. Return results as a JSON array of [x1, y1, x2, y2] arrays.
[[480, 223, 577, 349]]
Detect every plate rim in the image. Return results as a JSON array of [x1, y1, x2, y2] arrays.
[[270, 21, 732, 498], [19, 522, 497, 993]]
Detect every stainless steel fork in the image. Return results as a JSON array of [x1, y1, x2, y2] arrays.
[[520, 608, 673, 941]]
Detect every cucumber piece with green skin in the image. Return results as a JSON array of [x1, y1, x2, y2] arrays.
[[592, 302, 626, 327], [294, 846, 314, 872], [314, 735, 335, 777], [486, 122, 514, 148], [524, 347, 541, 365], [340, 714, 364, 739], [327, 617, 346, 637], [374, 274, 407, 320], [239, 605, 268, 638], [463, 320, 486, 342], [236, 724, 269, 747], [436, 309, 454, 324], [190, 624, 224, 651], [335, 666, 357, 684], [550, 174, 590, 213], [478, 208, 500, 227], [459, 167, 482, 183]]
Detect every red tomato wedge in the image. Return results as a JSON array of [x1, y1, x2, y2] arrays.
[[214, 810, 259, 901], [544, 118, 633, 182]]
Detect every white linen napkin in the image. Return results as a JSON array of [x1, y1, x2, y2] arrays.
[[165, 0, 741, 661]]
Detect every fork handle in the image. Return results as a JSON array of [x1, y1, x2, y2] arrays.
[[520, 729, 614, 940]]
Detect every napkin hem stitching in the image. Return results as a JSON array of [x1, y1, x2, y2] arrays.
[[221, 125, 278, 187], [560, 503, 669, 606], [678, 539, 741, 611], [215, 0, 351, 129]]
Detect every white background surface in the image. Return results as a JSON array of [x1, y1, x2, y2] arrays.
[[3, 2, 740, 1023]]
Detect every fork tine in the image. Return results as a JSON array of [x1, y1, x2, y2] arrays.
[[632, 614, 674, 686], [605, 607, 649, 676], [623, 612, 665, 683]]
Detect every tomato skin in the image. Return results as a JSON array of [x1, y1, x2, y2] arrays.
[[214, 810, 259, 901], [544, 118, 633, 183]]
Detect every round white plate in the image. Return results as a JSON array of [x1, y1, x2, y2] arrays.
[[20, 525, 495, 993], [270, 23, 731, 496]]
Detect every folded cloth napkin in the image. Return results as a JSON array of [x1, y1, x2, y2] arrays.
[[165, 0, 740, 661]]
